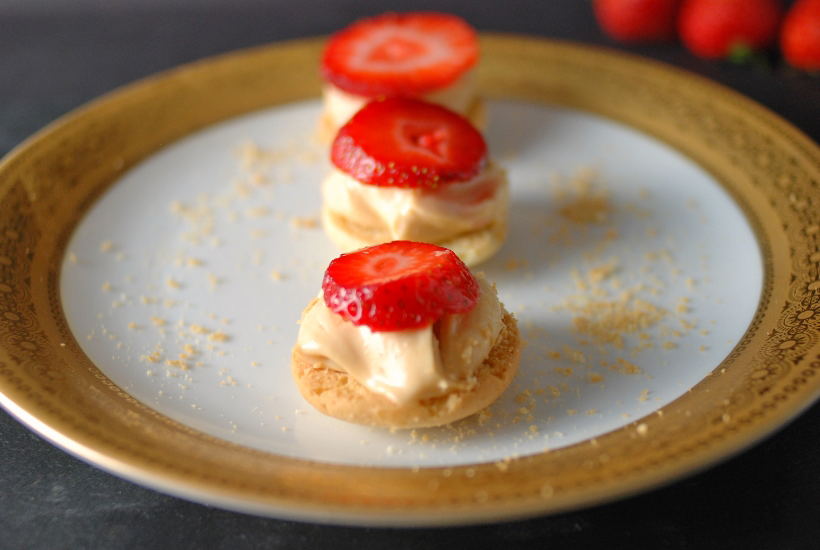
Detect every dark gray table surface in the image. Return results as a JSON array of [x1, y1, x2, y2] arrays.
[[2, 1, 820, 549]]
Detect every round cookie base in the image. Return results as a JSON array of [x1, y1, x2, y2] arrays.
[[290, 312, 521, 429], [321, 206, 507, 267]]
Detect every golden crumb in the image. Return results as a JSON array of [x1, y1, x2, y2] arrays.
[[164, 359, 189, 370], [208, 330, 229, 342], [564, 295, 666, 348], [587, 261, 618, 283], [505, 258, 529, 271], [560, 195, 611, 224], [563, 345, 586, 364], [249, 172, 268, 186], [245, 206, 270, 218], [615, 357, 641, 374], [291, 215, 318, 228], [99, 240, 114, 253], [680, 319, 697, 331]]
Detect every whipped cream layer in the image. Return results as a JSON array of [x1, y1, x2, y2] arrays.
[[321, 72, 477, 135], [322, 162, 509, 245], [294, 276, 504, 405]]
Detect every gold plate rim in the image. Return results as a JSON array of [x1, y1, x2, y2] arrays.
[[1, 34, 819, 526]]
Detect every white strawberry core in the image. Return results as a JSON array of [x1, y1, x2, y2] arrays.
[[364, 251, 420, 283], [395, 120, 450, 161], [367, 36, 428, 63], [347, 28, 452, 72]]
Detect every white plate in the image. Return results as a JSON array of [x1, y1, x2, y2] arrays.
[[4, 36, 817, 525], [61, 98, 762, 467]]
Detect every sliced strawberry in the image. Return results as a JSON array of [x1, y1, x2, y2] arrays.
[[331, 97, 487, 189], [321, 12, 479, 97], [322, 241, 479, 332]]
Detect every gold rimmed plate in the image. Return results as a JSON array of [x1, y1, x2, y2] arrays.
[[0, 35, 819, 526]]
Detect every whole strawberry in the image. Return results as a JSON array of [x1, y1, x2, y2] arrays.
[[593, 0, 681, 42], [677, 0, 783, 60], [780, 0, 820, 70]]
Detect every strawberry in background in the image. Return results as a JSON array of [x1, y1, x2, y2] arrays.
[[593, 0, 681, 42], [677, 0, 783, 60], [780, 0, 820, 70]]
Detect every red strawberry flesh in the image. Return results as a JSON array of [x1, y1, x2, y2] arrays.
[[322, 241, 480, 332], [321, 12, 479, 97], [331, 97, 487, 188], [593, 0, 680, 43], [677, 0, 782, 59], [781, 0, 820, 70]]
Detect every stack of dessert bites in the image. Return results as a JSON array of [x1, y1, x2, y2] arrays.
[[291, 12, 521, 429]]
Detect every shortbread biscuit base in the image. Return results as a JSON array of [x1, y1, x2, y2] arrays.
[[317, 96, 486, 143], [321, 206, 507, 267], [291, 311, 521, 429]]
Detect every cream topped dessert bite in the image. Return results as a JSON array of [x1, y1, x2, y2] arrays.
[[291, 241, 521, 429], [322, 96, 509, 266], [319, 11, 483, 139]]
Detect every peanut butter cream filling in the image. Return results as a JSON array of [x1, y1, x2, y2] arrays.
[[321, 71, 477, 133], [321, 162, 509, 245], [294, 276, 504, 405]]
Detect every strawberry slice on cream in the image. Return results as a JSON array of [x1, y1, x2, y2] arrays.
[[292, 242, 521, 428], [322, 97, 509, 266], [319, 12, 483, 139]]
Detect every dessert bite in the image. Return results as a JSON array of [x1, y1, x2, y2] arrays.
[[319, 11, 484, 140], [322, 97, 509, 266], [291, 241, 521, 429]]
